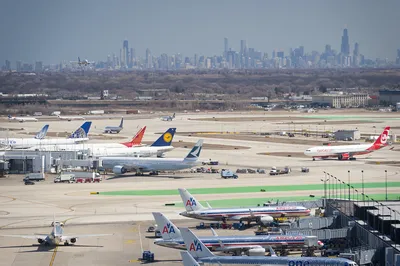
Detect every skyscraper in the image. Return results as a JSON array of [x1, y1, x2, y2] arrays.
[[146, 48, 152, 69], [123, 40, 129, 68], [341, 28, 350, 55], [353, 42, 360, 66]]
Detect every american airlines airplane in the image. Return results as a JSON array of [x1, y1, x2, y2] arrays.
[[178, 188, 310, 225], [0, 218, 112, 246], [304, 126, 390, 161], [8, 115, 38, 122], [179, 228, 358, 266], [152, 212, 322, 255], [100, 139, 203, 175], [0, 122, 91, 149], [28, 127, 175, 158]]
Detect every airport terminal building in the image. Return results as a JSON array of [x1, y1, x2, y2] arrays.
[[312, 92, 369, 108], [379, 89, 400, 105]]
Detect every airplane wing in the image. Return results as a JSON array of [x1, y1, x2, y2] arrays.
[[0, 234, 48, 240], [61, 234, 112, 241]]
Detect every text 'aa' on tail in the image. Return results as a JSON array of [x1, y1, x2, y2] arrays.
[[178, 188, 205, 212], [69, 121, 92, 139], [152, 212, 181, 240], [180, 227, 214, 259], [151, 128, 176, 147], [184, 140, 203, 160]]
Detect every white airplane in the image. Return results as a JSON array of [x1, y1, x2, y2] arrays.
[[70, 57, 94, 66], [179, 228, 358, 266], [100, 139, 203, 175], [161, 113, 175, 121], [0, 122, 91, 149], [178, 189, 310, 225], [0, 217, 112, 246], [304, 126, 390, 161], [28, 128, 176, 158], [7, 115, 38, 122], [57, 115, 85, 121]]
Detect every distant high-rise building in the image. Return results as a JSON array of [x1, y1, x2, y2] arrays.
[[277, 51, 284, 58], [119, 49, 122, 67], [299, 46, 304, 57], [194, 53, 198, 67], [353, 42, 360, 67], [341, 28, 350, 55], [146, 48, 152, 69], [5, 60, 11, 71], [130, 48, 134, 67], [325, 45, 332, 54], [123, 40, 129, 68], [16, 61, 22, 72], [35, 61, 43, 72]]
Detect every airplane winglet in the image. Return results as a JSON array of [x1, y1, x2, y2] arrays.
[[210, 227, 218, 237], [206, 202, 212, 209]]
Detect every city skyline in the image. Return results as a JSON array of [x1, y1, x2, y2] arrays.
[[1, 0, 399, 66]]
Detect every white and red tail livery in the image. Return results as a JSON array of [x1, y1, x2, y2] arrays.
[[304, 126, 390, 161]]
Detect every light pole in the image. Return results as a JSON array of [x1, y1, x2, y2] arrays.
[[385, 170, 388, 201], [348, 170, 351, 202], [361, 170, 365, 201]]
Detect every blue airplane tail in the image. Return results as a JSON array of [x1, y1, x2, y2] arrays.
[[69, 121, 92, 138], [119, 117, 124, 128], [34, 124, 49, 139], [151, 128, 176, 147]]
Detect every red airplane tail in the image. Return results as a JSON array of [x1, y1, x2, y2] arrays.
[[368, 126, 390, 151], [121, 126, 146, 147]]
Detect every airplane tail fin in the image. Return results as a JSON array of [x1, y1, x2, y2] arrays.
[[180, 251, 200, 266], [184, 140, 203, 161], [269, 246, 277, 257], [373, 126, 390, 147], [180, 227, 214, 259], [34, 124, 49, 139], [121, 126, 146, 147], [7, 115, 12, 119], [178, 188, 205, 212], [150, 128, 176, 147], [119, 117, 124, 128], [172, 113, 176, 119], [152, 212, 181, 240], [69, 121, 92, 138]]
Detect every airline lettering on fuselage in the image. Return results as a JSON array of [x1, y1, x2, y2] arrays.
[[276, 236, 303, 240], [162, 223, 175, 234], [189, 240, 202, 251], [276, 206, 297, 210], [186, 197, 197, 207], [316, 148, 331, 153]]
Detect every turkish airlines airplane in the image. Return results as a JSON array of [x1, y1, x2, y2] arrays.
[[304, 126, 390, 161]]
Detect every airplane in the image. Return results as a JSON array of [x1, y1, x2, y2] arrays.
[[152, 212, 323, 255], [7, 115, 38, 122], [57, 115, 85, 121], [161, 113, 175, 121], [34, 124, 49, 139], [0, 122, 91, 149], [179, 228, 358, 266], [100, 139, 203, 175], [28, 127, 175, 158], [304, 126, 390, 161], [178, 189, 310, 225], [71, 57, 94, 66], [104, 117, 124, 134], [0, 216, 112, 246]]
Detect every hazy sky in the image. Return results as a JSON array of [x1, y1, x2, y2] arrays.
[[1, 0, 399, 65]]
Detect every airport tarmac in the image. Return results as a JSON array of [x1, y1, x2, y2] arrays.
[[0, 110, 399, 265]]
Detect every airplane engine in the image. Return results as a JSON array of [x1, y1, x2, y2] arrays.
[[38, 239, 44, 244], [113, 165, 127, 174], [338, 153, 350, 160], [157, 152, 165, 158], [259, 215, 274, 225], [246, 248, 266, 256], [70, 238, 76, 243]]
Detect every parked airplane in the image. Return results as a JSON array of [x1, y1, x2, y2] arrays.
[[71, 57, 94, 66], [100, 139, 203, 175], [180, 228, 358, 266], [0, 217, 112, 246], [8, 115, 38, 122], [161, 113, 175, 121], [57, 115, 85, 121], [304, 126, 390, 161], [152, 212, 321, 255], [178, 189, 310, 225], [104, 118, 124, 134], [28, 127, 175, 158], [1, 122, 91, 149], [34, 124, 49, 139]]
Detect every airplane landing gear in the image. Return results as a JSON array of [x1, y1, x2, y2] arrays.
[[64, 241, 69, 246]]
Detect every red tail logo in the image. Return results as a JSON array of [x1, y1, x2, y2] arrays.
[[374, 127, 390, 146], [121, 126, 146, 147]]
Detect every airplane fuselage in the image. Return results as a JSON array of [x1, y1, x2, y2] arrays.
[[101, 157, 199, 172], [180, 206, 310, 221], [1, 138, 89, 149], [304, 143, 381, 159]]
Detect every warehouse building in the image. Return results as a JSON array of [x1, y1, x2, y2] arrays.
[[312, 93, 369, 108], [379, 90, 400, 105], [334, 130, 360, 141]]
